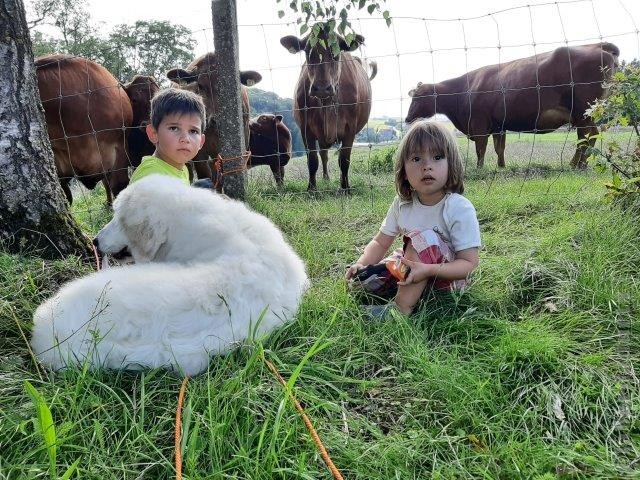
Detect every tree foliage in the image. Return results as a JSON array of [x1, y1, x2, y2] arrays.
[[586, 60, 640, 207], [277, 0, 390, 54], [106, 21, 196, 83], [27, 0, 195, 83]]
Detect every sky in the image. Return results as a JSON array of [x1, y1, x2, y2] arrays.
[[37, 0, 640, 118]]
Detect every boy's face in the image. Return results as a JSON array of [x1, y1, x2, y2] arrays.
[[146, 113, 205, 169]]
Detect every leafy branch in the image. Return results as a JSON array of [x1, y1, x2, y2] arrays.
[[276, 0, 391, 51]]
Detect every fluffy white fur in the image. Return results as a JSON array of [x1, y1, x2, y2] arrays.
[[31, 175, 309, 376]]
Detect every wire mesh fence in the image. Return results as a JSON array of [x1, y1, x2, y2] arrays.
[[30, 0, 640, 215]]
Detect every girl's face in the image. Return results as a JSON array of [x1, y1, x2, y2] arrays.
[[404, 147, 449, 205]]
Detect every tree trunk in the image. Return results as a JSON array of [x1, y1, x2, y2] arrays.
[[212, 0, 247, 200], [0, 0, 92, 259]]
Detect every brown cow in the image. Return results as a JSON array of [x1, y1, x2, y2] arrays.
[[35, 54, 134, 204], [122, 74, 159, 169], [406, 42, 619, 169], [249, 114, 292, 186], [166, 53, 262, 182], [281, 26, 377, 191]]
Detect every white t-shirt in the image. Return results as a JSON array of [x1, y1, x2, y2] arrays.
[[380, 193, 481, 252]]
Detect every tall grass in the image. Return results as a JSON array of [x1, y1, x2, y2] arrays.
[[1, 146, 638, 478]]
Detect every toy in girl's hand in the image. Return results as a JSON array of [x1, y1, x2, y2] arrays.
[[385, 257, 411, 281]]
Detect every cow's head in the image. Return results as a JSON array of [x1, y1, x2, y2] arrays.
[[280, 25, 364, 100], [249, 114, 292, 167], [123, 75, 159, 129], [406, 82, 437, 123], [166, 53, 262, 129]]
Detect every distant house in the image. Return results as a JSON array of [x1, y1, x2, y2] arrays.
[[377, 126, 399, 142]]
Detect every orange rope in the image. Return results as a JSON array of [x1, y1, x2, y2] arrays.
[[212, 151, 251, 193], [263, 358, 344, 480], [174, 377, 189, 480]]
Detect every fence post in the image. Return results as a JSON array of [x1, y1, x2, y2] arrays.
[[212, 0, 246, 200]]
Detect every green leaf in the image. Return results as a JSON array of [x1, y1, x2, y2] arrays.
[[383, 10, 392, 26], [25, 381, 57, 479], [358, 0, 366, 9], [367, 4, 376, 14], [300, 24, 309, 35], [278, 10, 285, 18], [60, 458, 81, 480]]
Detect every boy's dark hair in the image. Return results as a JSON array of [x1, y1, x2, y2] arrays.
[[150, 88, 206, 130], [394, 120, 465, 201]]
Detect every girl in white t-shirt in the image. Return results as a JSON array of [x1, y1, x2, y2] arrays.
[[346, 120, 481, 315]]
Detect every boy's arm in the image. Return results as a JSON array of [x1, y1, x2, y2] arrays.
[[345, 231, 395, 280], [397, 247, 479, 285]]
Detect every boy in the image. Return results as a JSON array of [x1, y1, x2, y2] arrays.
[[129, 88, 206, 185]]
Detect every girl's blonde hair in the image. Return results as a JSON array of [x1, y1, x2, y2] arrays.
[[394, 120, 465, 201]]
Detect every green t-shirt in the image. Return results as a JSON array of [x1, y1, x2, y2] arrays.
[[130, 155, 190, 185]]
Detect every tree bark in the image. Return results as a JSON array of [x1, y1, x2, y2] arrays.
[[0, 0, 92, 259], [212, 0, 247, 200]]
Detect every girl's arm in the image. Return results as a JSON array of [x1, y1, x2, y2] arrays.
[[397, 247, 479, 285], [345, 231, 396, 280]]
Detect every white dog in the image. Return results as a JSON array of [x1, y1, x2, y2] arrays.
[[31, 175, 309, 376]]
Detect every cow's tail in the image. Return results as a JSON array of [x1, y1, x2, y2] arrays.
[[368, 61, 378, 81]]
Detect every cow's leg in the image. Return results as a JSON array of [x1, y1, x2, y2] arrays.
[[193, 154, 213, 181], [102, 178, 114, 205], [60, 179, 73, 204], [303, 135, 320, 191], [571, 122, 599, 169], [269, 163, 284, 187], [493, 132, 507, 168], [108, 146, 132, 203], [320, 148, 330, 180], [474, 134, 489, 168], [338, 137, 354, 191], [186, 161, 195, 183]]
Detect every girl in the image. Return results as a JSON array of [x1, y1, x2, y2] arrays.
[[346, 120, 481, 316]]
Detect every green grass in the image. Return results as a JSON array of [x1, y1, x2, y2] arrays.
[[1, 142, 639, 478]]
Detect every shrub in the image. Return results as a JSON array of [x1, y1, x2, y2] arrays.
[[586, 61, 640, 208], [368, 145, 397, 174]]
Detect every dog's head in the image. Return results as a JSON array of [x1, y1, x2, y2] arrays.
[[94, 175, 182, 263]]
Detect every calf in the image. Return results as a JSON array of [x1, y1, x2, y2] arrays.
[[249, 114, 292, 186]]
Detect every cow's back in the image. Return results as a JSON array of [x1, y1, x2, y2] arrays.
[[293, 52, 372, 145], [35, 54, 133, 182], [459, 43, 618, 134]]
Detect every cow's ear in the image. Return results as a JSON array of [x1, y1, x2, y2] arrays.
[[167, 68, 196, 85], [280, 35, 306, 54], [340, 34, 364, 52], [240, 70, 262, 87], [275, 115, 283, 122]]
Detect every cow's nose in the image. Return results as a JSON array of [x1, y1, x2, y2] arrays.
[[310, 84, 335, 98]]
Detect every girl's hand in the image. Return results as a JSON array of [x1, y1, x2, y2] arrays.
[[345, 263, 365, 281], [396, 257, 435, 285]]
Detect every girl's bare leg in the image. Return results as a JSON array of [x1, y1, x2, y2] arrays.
[[394, 243, 428, 314]]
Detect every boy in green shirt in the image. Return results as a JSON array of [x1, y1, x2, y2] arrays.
[[129, 88, 206, 185]]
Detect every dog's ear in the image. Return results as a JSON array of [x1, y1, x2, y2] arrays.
[[122, 217, 167, 262]]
